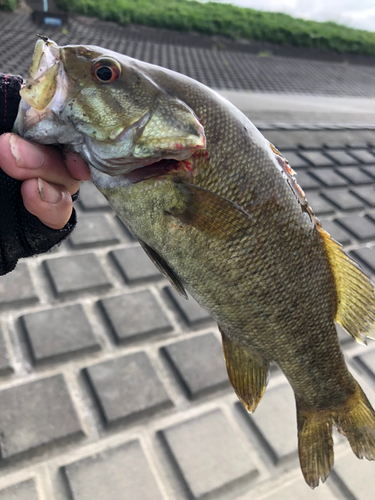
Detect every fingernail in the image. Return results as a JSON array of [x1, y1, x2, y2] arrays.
[[38, 178, 60, 204], [9, 134, 45, 169]]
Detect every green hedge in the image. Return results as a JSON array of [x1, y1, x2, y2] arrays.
[[57, 0, 375, 56], [0, 0, 17, 11]]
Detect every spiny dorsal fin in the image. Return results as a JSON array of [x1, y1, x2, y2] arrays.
[[137, 238, 188, 299], [319, 227, 375, 344], [220, 328, 269, 413]]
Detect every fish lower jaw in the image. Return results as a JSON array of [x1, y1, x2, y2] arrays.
[[85, 145, 200, 183]]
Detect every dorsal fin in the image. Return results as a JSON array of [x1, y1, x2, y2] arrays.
[[319, 227, 375, 344], [137, 238, 188, 299]]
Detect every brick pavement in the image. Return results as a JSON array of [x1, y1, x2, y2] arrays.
[[0, 125, 373, 499]]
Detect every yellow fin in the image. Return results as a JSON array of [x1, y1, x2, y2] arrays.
[[335, 381, 375, 461], [220, 328, 269, 413], [319, 228, 375, 344], [297, 405, 334, 488]]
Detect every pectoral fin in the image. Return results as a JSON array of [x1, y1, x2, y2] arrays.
[[168, 181, 255, 238], [137, 238, 188, 299], [220, 328, 269, 413]]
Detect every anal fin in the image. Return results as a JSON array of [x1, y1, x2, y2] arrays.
[[220, 328, 269, 413]]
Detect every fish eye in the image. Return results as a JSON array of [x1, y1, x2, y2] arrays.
[[91, 59, 121, 83]]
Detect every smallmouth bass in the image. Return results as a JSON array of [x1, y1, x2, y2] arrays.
[[16, 37, 375, 488]]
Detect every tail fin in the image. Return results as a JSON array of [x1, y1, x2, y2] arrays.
[[297, 405, 334, 488], [335, 381, 375, 461], [297, 380, 375, 488]]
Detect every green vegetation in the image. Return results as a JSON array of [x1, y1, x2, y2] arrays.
[[59, 0, 375, 56], [0, 0, 17, 11]]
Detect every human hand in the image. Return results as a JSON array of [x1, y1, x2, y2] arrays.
[[0, 134, 90, 229]]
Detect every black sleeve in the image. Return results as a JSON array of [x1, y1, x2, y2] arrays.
[[0, 73, 77, 275]]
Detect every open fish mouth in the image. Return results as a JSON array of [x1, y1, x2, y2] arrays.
[[120, 156, 198, 183]]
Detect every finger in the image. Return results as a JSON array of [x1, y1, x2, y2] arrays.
[[21, 178, 73, 230], [63, 148, 91, 181], [0, 134, 81, 195]]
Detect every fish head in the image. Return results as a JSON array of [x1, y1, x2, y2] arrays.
[[17, 37, 206, 176]]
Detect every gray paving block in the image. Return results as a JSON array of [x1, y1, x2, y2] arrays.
[[0, 375, 83, 460], [261, 478, 337, 500], [345, 132, 374, 148], [298, 151, 334, 167], [350, 186, 375, 207], [0, 327, 12, 376], [295, 131, 327, 149], [162, 333, 229, 399], [263, 131, 298, 151], [354, 348, 375, 382], [111, 246, 162, 284], [85, 352, 172, 427], [305, 192, 335, 216], [160, 410, 258, 499], [78, 181, 111, 211], [320, 220, 352, 246], [309, 169, 348, 187], [332, 451, 375, 500], [294, 171, 320, 190], [325, 150, 358, 165], [349, 251, 374, 279], [62, 440, 163, 500], [336, 324, 354, 346], [20, 305, 100, 364], [0, 479, 39, 500], [44, 254, 112, 298], [336, 167, 374, 184], [321, 189, 364, 211], [164, 287, 213, 327], [324, 132, 351, 149], [351, 246, 375, 273], [0, 263, 39, 309], [69, 215, 120, 249], [361, 165, 375, 180], [282, 151, 310, 168], [100, 290, 172, 343], [348, 149, 375, 164], [242, 383, 297, 464], [335, 215, 375, 241]]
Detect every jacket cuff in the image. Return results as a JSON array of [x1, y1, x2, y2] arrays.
[[0, 73, 23, 135]]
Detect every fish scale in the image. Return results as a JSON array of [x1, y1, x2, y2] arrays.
[[16, 37, 375, 489]]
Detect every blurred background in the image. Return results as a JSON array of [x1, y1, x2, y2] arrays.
[[0, 1, 374, 499]]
